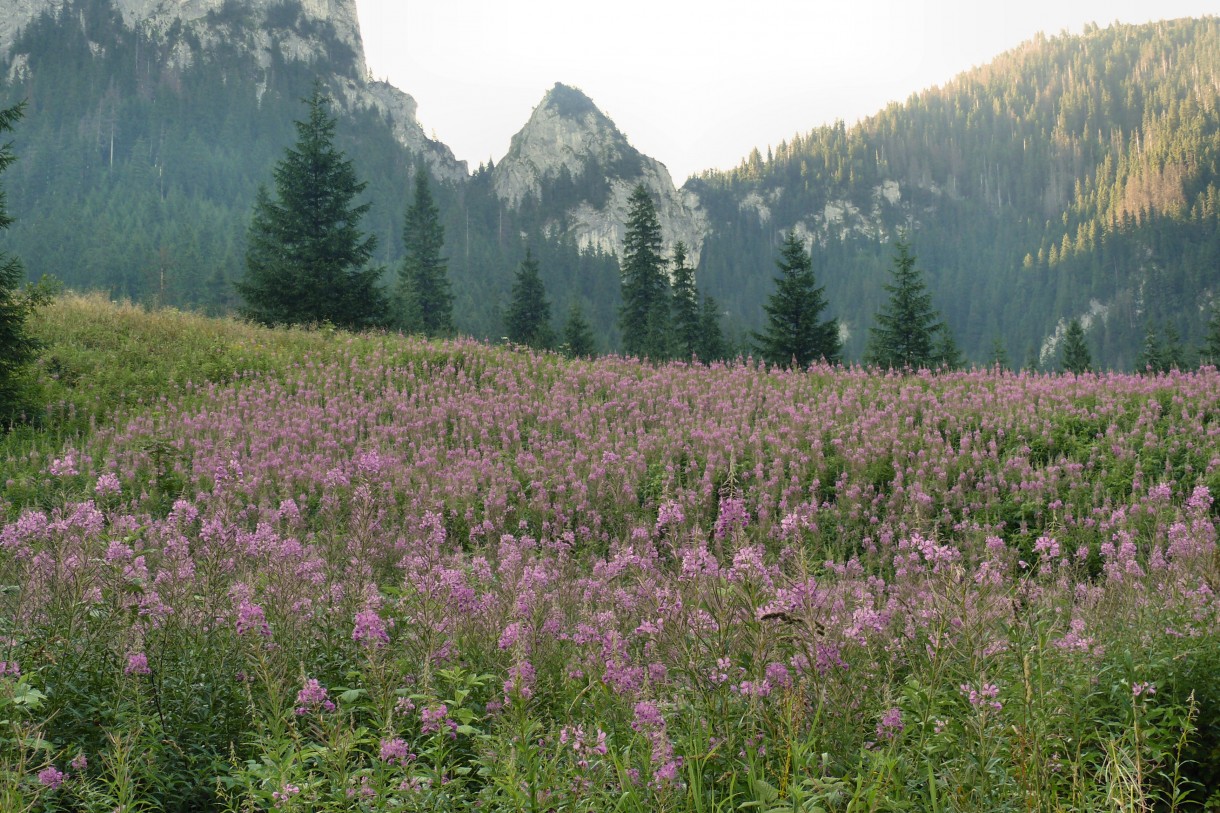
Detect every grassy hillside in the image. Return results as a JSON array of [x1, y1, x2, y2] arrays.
[[1, 297, 1220, 810]]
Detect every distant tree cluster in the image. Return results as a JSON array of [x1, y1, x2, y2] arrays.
[[238, 85, 457, 336], [233, 88, 1215, 377], [615, 184, 726, 362]]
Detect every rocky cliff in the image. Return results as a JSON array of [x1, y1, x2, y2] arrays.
[[0, 0, 465, 181], [493, 83, 708, 267]]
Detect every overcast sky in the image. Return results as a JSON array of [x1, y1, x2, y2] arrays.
[[353, 1, 1217, 183]]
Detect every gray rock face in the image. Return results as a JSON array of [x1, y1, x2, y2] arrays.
[[0, 0, 60, 58], [494, 83, 708, 267], [0, 0, 466, 181]]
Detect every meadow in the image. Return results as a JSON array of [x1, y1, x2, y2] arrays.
[[1, 295, 1219, 811]]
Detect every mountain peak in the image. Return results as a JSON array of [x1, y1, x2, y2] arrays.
[[493, 84, 707, 265], [540, 82, 601, 120]]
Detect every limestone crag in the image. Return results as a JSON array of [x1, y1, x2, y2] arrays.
[[0, 0, 465, 180], [494, 83, 708, 267], [0, 0, 62, 58]]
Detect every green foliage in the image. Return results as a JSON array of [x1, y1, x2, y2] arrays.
[[1137, 321, 1188, 373], [988, 336, 1011, 370], [503, 249, 553, 349], [0, 101, 38, 426], [698, 295, 728, 363], [933, 324, 965, 370], [753, 231, 840, 368], [561, 302, 596, 358], [865, 239, 941, 370], [398, 169, 454, 337], [669, 242, 701, 359], [1061, 317, 1092, 373], [1204, 305, 1220, 366], [237, 84, 386, 329], [618, 184, 670, 360]]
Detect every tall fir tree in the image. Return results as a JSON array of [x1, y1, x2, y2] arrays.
[[865, 238, 941, 370], [1137, 322, 1186, 373], [0, 101, 38, 423], [619, 184, 669, 359], [397, 169, 454, 337], [562, 302, 596, 358], [1202, 305, 1220, 366], [753, 231, 840, 367], [933, 325, 965, 370], [238, 84, 386, 329], [669, 241, 701, 359], [988, 336, 1010, 370], [504, 248, 553, 349], [1060, 318, 1092, 373], [698, 295, 728, 363]]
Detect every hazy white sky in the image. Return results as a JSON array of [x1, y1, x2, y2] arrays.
[[354, 1, 1217, 183]]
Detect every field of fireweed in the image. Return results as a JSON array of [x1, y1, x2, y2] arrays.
[[2, 304, 1220, 811]]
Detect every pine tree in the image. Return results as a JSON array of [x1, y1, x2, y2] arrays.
[[933, 325, 965, 370], [1137, 322, 1186, 373], [698, 294, 728, 363], [562, 302, 596, 358], [1202, 305, 1220, 366], [865, 239, 941, 370], [238, 84, 386, 329], [669, 241, 700, 359], [398, 169, 453, 337], [0, 101, 38, 423], [753, 231, 840, 367], [504, 249, 553, 349], [1060, 318, 1091, 373], [988, 337, 1010, 370], [619, 184, 668, 359]]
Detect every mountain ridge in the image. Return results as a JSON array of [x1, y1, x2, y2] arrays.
[[1, 2, 1217, 367]]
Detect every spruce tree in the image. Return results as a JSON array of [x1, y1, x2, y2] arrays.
[[670, 241, 700, 359], [698, 295, 728, 363], [754, 231, 840, 368], [562, 302, 596, 358], [398, 169, 453, 337], [1060, 318, 1091, 373], [933, 325, 965, 370], [988, 336, 1010, 370], [1202, 305, 1220, 366], [865, 238, 941, 370], [1137, 322, 1186, 373], [238, 84, 386, 329], [619, 184, 668, 359], [504, 249, 553, 349], [0, 101, 38, 423]]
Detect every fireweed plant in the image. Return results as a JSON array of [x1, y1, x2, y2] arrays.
[[1, 299, 1219, 810]]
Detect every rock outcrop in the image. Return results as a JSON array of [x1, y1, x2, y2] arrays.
[[493, 83, 707, 266], [0, 0, 465, 181]]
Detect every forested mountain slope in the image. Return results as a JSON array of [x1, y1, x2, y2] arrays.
[[0, 0, 623, 344], [0, 3, 1216, 367], [690, 17, 1220, 368]]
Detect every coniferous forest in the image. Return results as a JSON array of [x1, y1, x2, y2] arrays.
[[0, 2, 1218, 369]]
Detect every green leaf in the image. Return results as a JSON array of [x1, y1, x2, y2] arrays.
[[12, 685, 45, 708], [338, 688, 365, 704]]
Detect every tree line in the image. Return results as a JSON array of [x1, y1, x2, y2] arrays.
[[236, 86, 1220, 377]]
